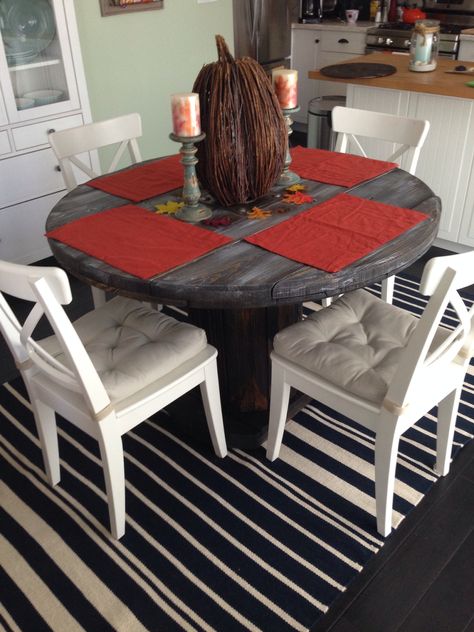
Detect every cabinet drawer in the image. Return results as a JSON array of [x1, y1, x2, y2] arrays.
[[12, 114, 84, 151], [0, 130, 11, 156], [0, 148, 65, 209], [320, 31, 366, 53], [0, 191, 65, 264]]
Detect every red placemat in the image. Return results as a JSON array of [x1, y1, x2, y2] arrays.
[[245, 193, 428, 273], [87, 155, 183, 202], [290, 146, 397, 188], [47, 205, 233, 279]]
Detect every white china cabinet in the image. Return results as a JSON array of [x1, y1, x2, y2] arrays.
[[0, 0, 95, 264]]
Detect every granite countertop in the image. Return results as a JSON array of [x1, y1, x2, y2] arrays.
[[308, 51, 474, 99]]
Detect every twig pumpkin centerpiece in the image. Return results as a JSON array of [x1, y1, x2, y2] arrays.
[[192, 35, 287, 207]]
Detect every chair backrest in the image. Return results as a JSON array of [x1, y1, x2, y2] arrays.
[[0, 260, 110, 418], [384, 251, 474, 413], [331, 106, 430, 175], [49, 112, 143, 191]]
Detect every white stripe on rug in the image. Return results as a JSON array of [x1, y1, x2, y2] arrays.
[[232, 450, 383, 550], [129, 433, 348, 589], [1, 484, 149, 632], [0, 533, 86, 632], [287, 421, 427, 508], [303, 405, 437, 481], [0, 440, 213, 632]]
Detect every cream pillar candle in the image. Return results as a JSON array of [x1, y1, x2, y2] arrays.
[[171, 92, 201, 137], [272, 69, 298, 109]]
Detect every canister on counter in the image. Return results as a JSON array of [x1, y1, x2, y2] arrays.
[[409, 20, 440, 72]]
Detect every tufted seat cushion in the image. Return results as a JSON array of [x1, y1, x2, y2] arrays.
[[40, 297, 207, 404], [273, 289, 420, 405]]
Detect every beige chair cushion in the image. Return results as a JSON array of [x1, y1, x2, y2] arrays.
[[41, 297, 207, 403], [273, 289, 419, 404]]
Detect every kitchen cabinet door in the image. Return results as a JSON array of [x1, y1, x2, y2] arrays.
[[459, 39, 474, 62], [0, 0, 80, 123]]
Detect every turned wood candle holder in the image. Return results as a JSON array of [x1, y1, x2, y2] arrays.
[[170, 132, 212, 223], [277, 106, 301, 187]]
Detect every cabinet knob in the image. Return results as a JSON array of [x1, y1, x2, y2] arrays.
[[54, 165, 61, 172], [47, 128, 56, 134], [338, 38, 349, 44], [315, 38, 320, 43]]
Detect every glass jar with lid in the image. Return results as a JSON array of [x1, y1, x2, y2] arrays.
[[409, 20, 440, 72]]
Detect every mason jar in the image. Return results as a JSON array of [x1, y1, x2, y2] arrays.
[[409, 20, 440, 72]]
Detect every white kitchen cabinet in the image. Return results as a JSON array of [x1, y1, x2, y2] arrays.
[[291, 23, 370, 125], [459, 36, 474, 62], [316, 29, 368, 100], [0, 0, 96, 264]]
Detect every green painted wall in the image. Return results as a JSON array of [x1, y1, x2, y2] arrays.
[[73, 0, 233, 160]]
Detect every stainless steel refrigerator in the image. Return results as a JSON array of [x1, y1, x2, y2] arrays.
[[233, 0, 299, 72]]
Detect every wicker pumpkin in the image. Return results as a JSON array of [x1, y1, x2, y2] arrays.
[[193, 35, 287, 207]]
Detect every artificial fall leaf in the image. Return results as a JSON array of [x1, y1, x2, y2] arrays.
[[154, 200, 184, 215], [247, 206, 272, 219], [286, 184, 306, 192], [283, 191, 313, 205]]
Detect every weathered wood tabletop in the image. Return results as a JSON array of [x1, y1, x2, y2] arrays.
[[46, 159, 441, 448]]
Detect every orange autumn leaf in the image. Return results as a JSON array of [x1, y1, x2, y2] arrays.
[[247, 206, 272, 219]]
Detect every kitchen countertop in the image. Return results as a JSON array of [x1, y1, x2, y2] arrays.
[[291, 20, 373, 32], [309, 51, 474, 98]]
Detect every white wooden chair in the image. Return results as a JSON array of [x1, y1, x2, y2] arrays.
[[266, 251, 474, 536], [322, 106, 430, 306], [48, 113, 143, 308], [48, 112, 143, 192], [0, 260, 227, 539]]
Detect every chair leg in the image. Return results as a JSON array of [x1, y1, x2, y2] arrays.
[[32, 399, 60, 486], [97, 426, 126, 539], [91, 286, 106, 308], [266, 363, 291, 461], [374, 421, 400, 537], [381, 275, 395, 304], [200, 360, 227, 458], [435, 386, 462, 476]]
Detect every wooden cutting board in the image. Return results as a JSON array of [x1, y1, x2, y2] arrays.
[[319, 63, 397, 79]]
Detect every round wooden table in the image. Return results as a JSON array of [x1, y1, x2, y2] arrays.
[[46, 163, 440, 448]]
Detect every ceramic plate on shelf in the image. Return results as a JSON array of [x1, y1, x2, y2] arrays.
[[22, 89, 63, 105], [0, 0, 56, 65]]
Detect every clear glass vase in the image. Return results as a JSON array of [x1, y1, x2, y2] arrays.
[[409, 20, 440, 72]]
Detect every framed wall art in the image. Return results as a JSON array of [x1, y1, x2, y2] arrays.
[[100, 0, 163, 17]]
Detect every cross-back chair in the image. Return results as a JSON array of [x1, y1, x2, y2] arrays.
[[0, 260, 227, 538], [48, 112, 143, 191], [267, 251, 474, 536], [322, 106, 430, 306], [48, 112, 143, 308]]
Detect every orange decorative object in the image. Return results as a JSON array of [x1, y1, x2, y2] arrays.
[[272, 69, 298, 109], [402, 6, 426, 23], [171, 93, 201, 137], [283, 191, 313, 204], [247, 207, 272, 219]]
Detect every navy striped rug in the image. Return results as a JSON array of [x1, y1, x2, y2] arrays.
[[1, 273, 473, 631]]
